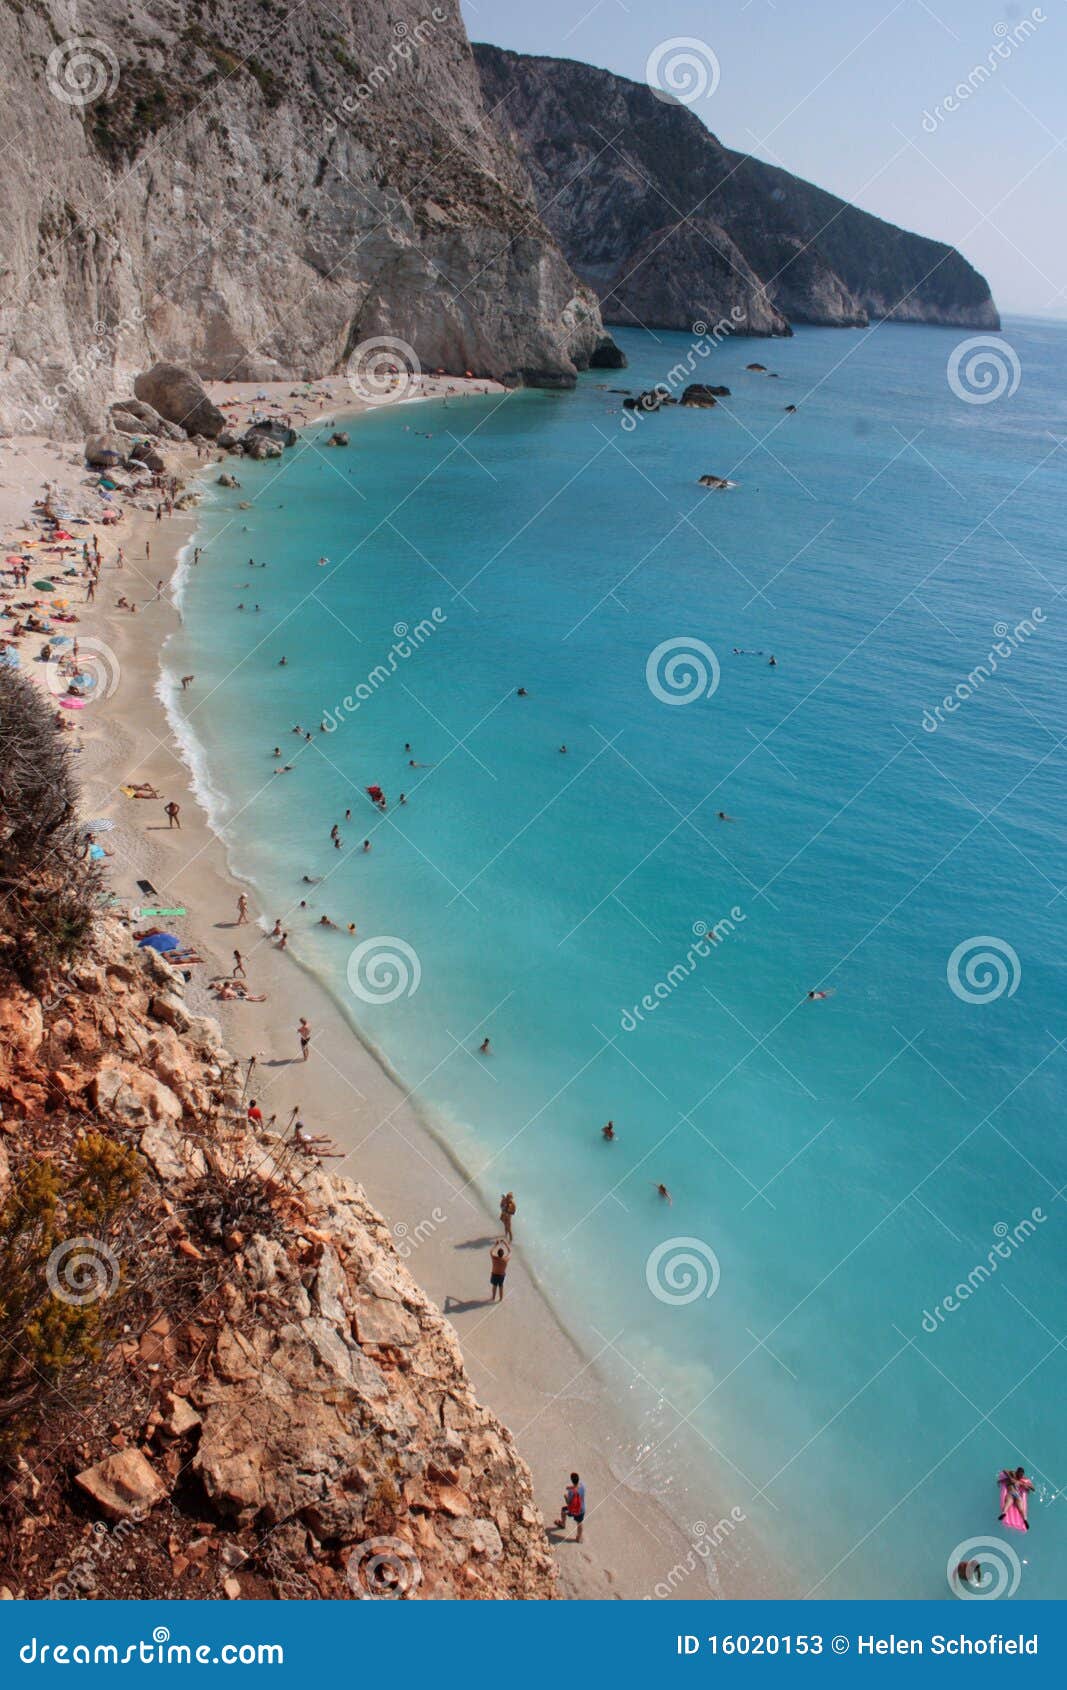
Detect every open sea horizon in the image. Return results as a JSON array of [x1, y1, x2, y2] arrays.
[[163, 318, 1067, 1598]]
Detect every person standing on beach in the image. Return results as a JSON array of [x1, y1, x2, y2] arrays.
[[553, 1473, 586, 1543], [236, 894, 249, 925], [499, 1192, 516, 1242], [164, 800, 181, 829], [232, 949, 246, 979], [298, 1016, 312, 1060], [489, 1239, 510, 1303]]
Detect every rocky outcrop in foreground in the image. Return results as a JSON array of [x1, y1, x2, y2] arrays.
[[0, 919, 555, 1600], [475, 45, 999, 336], [0, 1, 618, 435]]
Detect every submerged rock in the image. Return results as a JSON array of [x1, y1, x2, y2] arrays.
[[680, 385, 721, 408]]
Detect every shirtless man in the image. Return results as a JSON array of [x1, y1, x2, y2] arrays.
[[489, 1239, 511, 1303]]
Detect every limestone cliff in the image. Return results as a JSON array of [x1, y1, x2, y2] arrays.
[[474, 44, 999, 337], [0, 1, 618, 435]]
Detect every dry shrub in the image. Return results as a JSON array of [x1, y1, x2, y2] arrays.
[[0, 667, 101, 982]]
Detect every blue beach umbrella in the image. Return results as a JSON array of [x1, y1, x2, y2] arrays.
[[137, 933, 181, 952]]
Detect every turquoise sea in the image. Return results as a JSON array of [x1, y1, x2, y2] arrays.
[[165, 319, 1067, 1598]]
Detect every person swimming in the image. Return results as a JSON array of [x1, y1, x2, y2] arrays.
[[602, 1120, 616, 1141], [655, 1183, 672, 1204], [807, 989, 835, 1001]]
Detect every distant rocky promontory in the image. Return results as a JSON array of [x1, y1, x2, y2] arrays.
[[474, 44, 999, 338]]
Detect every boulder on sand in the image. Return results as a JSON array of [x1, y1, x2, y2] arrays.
[[109, 398, 186, 440], [134, 363, 225, 439], [84, 432, 125, 467], [127, 445, 166, 474]]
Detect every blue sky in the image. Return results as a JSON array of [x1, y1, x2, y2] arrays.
[[464, 0, 1065, 316]]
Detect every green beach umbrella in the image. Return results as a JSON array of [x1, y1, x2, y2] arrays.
[[32, 579, 55, 591]]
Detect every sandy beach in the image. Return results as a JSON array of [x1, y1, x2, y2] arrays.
[[0, 379, 740, 1602]]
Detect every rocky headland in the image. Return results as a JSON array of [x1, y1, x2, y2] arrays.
[[474, 44, 1000, 336]]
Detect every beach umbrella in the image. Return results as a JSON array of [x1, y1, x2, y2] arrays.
[[138, 933, 180, 952], [32, 579, 55, 591], [83, 818, 115, 833], [0, 649, 20, 668]]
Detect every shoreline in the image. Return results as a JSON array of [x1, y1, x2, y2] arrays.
[[2, 378, 752, 1600]]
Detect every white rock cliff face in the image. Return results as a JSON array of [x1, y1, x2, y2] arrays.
[[0, 0, 616, 435]]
